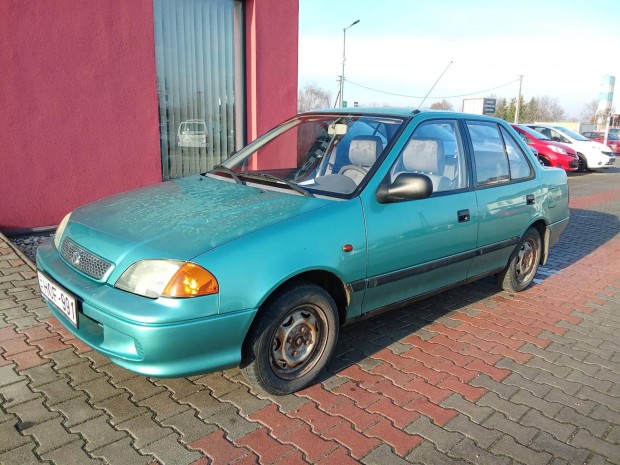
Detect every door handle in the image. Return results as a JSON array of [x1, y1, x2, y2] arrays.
[[457, 209, 470, 223], [526, 194, 535, 205]]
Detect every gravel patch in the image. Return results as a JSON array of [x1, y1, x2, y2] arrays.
[[9, 232, 54, 263]]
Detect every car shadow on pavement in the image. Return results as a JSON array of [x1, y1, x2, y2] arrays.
[[320, 207, 620, 382]]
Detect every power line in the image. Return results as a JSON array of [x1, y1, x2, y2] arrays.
[[344, 78, 521, 99]]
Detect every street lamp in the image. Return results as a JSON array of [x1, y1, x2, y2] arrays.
[[339, 20, 360, 108]]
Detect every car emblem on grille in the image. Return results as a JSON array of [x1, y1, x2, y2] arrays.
[[72, 251, 82, 266]]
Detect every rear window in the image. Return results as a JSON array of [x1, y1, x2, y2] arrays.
[[181, 122, 206, 133]]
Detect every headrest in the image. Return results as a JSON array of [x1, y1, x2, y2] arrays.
[[402, 138, 444, 173], [349, 136, 383, 167]]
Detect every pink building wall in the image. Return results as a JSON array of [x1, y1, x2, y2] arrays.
[[0, 0, 299, 232], [0, 1, 161, 231], [245, 0, 299, 141]]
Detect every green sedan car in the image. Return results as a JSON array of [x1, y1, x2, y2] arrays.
[[36, 109, 569, 395]]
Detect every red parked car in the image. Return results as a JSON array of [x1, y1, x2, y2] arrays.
[[511, 124, 579, 171], [581, 131, 620, 155]]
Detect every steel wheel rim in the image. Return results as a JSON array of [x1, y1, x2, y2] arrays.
[[515, 238, 539, 284], [270, 304, 328, 380]]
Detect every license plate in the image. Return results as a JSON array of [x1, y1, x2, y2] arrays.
[[37, 271, 78, 327]]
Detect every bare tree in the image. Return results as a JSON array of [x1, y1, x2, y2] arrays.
[[580, 99, 598, 123], [494, 95, 566, 123], [298, 84, 332, 112], [429, 99, 454, 110], [534, 96, 566, 122]]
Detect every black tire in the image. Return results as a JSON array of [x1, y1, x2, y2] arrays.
[[241, 283, 339, 395], [540, 157, 551, 167], [496, 227, 542, 293], [577, 153, 588, 172]]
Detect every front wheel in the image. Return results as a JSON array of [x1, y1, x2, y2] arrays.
[[241, 283, 339, 395], [496, 227, 542, 293], [577, 153, 588, 172]]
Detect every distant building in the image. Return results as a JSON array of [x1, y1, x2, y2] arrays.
[[597, 75, 615, 126]]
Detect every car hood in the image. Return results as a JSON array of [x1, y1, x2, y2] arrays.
[[66, 175, 331, 264]]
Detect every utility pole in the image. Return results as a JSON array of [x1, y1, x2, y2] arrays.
[[514, 75, 523, 123], [339, 20, 360, 108]]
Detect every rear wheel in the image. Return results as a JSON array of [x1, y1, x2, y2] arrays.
[[241, 283, 339, 395], [496, 227, 541, 293]]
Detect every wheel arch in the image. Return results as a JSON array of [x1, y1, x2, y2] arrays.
[[265, 270, 349, 325], [539, 155, 551, 166], [529, 219, 550, 265]]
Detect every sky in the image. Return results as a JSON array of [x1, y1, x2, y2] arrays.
[[298, 0, 620, 118]]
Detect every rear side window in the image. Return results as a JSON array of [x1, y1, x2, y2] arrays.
[[467, 121, 533, 186], [466, 121, 509, 185]]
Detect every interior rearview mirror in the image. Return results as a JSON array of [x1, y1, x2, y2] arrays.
[[328, 123, 348, 136]]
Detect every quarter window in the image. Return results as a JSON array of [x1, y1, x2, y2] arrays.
[[500, 127, 533, 180]]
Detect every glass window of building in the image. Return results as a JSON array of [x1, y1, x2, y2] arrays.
[[153, 0, 244, 179]]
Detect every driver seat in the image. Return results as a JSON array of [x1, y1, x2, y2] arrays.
[[339, 136, 383, 184]]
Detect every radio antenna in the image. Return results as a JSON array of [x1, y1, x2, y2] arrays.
[[416, 61, 453, 110]]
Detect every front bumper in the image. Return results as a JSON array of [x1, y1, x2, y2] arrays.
[[36, 241, 257, 377], [587, 152, 615, 169]]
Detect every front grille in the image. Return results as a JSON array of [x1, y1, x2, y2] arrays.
[[61, 238, 113, 280]]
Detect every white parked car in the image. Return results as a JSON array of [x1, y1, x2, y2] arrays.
[[526, 124, 615, 172], [177, 119, 208, 148]]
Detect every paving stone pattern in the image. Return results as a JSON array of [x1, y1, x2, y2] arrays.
[[1, 169, 619, 465]]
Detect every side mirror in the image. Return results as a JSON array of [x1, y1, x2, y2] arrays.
[[376, 173, 433, 204]]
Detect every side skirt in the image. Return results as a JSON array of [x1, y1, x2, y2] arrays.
[[342, 267, 504, 326]]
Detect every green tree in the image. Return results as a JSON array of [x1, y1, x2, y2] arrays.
[[493, 97, 508, 120]]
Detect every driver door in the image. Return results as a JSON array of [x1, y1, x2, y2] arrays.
[[361, 119, 479, 313]]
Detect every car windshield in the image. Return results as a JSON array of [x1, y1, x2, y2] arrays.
[[182, 123, 205, 133], [211, 114, 406, 198], [555, 126, 589, 141], [606, 133, 619, 140], [517, 125, 550, 141]]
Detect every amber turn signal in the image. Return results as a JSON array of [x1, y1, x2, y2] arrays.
[[162, 263, 219, 297]]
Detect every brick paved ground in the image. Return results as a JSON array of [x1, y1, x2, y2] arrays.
[[1, 168, 619, 465]]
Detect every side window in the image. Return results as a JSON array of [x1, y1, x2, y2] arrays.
[[500, 127, 533, 180], [466, 121, 509, 186], [390, 120, 468, 193], [549, 129, 569, 144]]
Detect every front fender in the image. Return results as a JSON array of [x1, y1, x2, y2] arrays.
[[192, 198, 367, 315]]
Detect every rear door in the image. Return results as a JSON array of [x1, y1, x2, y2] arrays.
[[465, 120, 541, 278]]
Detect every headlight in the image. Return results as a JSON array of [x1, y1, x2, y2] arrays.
[[548, 145, 567, 154], [53, 212, 72, 250], [115, 260, 219, 298]]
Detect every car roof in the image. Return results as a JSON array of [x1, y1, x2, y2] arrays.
[[305, 107, 504, 122]]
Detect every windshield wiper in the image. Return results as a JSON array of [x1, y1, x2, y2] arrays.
[[239, 172, 314, 197], [210, 165, 245, 185]]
